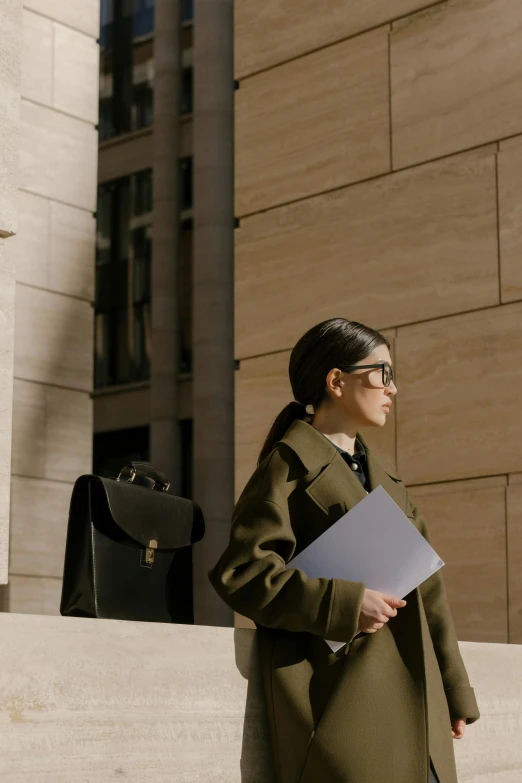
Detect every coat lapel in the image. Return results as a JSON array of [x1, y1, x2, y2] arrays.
[[276, 419, 405, 519]]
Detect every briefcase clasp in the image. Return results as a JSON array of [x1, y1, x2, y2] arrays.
[[145, 539, 158, 565]]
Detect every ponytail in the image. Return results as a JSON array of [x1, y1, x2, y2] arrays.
[[257, 401, 312, 466]]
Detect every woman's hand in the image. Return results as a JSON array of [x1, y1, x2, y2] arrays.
[[451, 719, 466, 739], [357, 589, 407, 633]]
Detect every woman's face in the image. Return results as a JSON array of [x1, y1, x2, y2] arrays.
[[326, 346, 397, 428]]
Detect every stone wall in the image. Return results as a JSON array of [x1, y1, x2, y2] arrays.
[[233, 0, 522, 643], [0, 0, 22, 585], [4, 0, 99, 612]]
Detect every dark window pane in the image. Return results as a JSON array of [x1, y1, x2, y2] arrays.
[[179, 419, 193, 499], [100, 0, 114, 49], [132, 226, 152, 303], [96, 185, 113, 266], [181, 67, 193, 115], [134, 302, 151, 379], [133, 169, 153, 215], [98, 97, 114, 141], [180, 157, 193, 211], [94, 169, 153, 389], [115, 308, 132, 383], [98, 0, 154, 141], [133, 81, 154, 129], [133, 0, 155, 37], [93, 426, 149, 478], [179, 219, 192, 373], [94, 311, 111, 388], [182, 0, 193, 22]]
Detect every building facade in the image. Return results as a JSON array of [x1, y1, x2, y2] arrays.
[[0, 0, 235, 627], [1, 0, 99, 614], [3, 0, 522, 645], [92, 0, 235, 626], [233, 0, 522, 644]]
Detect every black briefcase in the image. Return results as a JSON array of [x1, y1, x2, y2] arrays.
[[60, 462, 205, 623]]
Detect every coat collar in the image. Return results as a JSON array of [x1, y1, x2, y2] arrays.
[[275, 419, 402, 519], [275, 418, 401, 481]]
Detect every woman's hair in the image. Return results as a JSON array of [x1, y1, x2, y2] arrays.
[[257, 318, 390, 466]]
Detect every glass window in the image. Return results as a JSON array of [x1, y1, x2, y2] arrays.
[[95, 169, 152, 389], [180, 157, 193, 211], [181, 0, 193, 23], [134, 169, 153, 215], [181, 66, 193, 115], [134, 0, 155, 38], [93, 426, 149, 478], [99, 0, 114, 49], [178, 218, 193, 373], [179, 419, 193, 498], [98, 0, 155, 141]]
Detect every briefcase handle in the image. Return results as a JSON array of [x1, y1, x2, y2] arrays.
[[117, 462, 171, 493]]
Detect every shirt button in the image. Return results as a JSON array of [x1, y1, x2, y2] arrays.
[[351, 463, 359, 471]]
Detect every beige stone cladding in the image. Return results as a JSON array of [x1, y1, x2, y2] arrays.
[[0, 0, 22, 585], [234, 0, 522, 641], [4, 1, 99, 613]]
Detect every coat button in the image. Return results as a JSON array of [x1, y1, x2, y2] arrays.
[[351, 463, 359, 470]]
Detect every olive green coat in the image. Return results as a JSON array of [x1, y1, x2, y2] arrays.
[[208, 419, 480, 783]]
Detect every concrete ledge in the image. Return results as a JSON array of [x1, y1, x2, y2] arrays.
[[0, 614, 521, 781], [0, 614, 274, 782]]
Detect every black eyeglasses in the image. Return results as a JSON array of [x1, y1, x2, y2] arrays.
[[340, 362, 394, 387]]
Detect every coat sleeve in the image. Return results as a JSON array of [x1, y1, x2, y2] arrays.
[[410, 502, 480, 725], [207, 487, 366, 643]]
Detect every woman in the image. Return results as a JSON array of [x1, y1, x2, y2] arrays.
[[208, 318, 480, 783]]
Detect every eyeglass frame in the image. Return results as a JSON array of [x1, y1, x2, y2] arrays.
[[338, 361, 395, 388]]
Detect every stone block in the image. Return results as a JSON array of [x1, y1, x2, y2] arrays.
[[22, 0, 100, 38], [11, 379, 92, 483], [53, 21, 99, 123], [396, 302, 522, 484], [20, 99, 98, 211], [408, 478, 508, 643], [13, 284, 93, 392], [391, 0, 522, 167], [235, 0, 440, 79], [9, 476, 73, 578], [236, 27, 390, 216], [21, 8, 53, 106], [499, 144, 522, 303], [7, 574, 62, 615], [235, 149, 499, 359], [0, 615, 274, 781], [10, 190, 95, 299], [0, 0, 22, 237]]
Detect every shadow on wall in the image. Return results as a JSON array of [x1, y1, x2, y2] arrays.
[[5, 227, 95, 615], [234, 628, 276, 782]]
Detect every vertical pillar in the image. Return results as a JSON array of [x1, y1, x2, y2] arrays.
[[151, 0, 182, 492], [192, 0, 235, 626], [0, 0, 21, 589]]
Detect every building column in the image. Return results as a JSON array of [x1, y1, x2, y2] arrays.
[[192, 0, 234, 626], [151, 0, 182, 491], [0, 0, 20, 593]]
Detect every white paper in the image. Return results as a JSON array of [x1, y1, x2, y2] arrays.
[[287, 485, 444, 652]]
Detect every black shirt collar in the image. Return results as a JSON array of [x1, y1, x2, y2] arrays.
[[319, 431, 367, 462]]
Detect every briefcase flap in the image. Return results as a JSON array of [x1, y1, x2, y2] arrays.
[[76, 475, 204, 550]]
